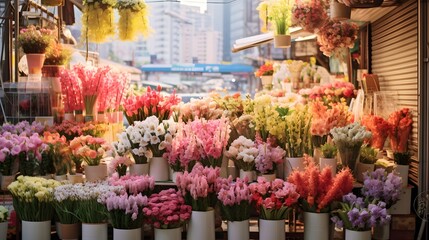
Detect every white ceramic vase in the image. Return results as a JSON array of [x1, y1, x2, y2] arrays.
[[395, 164, 409, 187], [284, 157, 305, 179], [84, 164, 107, 182], [22, 220, 51, 240], [319, 158, 337, 177], [150, 157, 169, 181], [82, 223, 107, 240], [345, 229, 371, 240], [187, 210, 215, 240], [113, 228, 141, 240], [303, 212, 330, 240], [259, 219, 285, 240], [228, 220, 249, 240], [154, 227, 182, 240], [239, 170, 255, 182], [129, 163, 149, 176]]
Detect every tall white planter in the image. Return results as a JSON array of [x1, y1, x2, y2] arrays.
[[239, 170, 255, 182], [259, 219, 285, 240], [154, 227, 182, 240], [303, 212, 330, 240], [319, 158, 337, 177], [113, 228, 141, 240], [84, 164, 107, 182], [228, 220, 249, 240], [82, 223, 108, 240], [129, 163, 149, 176], [0, 221, 8, 240], [22, 220, 51, 240], [395, 164, 409, 187], [345, 229, 371, 240], [187, 210, 215, 240], [284, 157, 304, 179], [150, 157, 169, 181]]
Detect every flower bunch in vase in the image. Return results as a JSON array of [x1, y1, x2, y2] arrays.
[[288, 159, 354, 212], [143, 188, 192, 229], [17, 133, 47, 176], [116, 0, 152, 41], [249, 178, 299, 220], [59, 69, 84, 116], [41, 132, 71, 177], [175, 163, 220, 211], [361, 115, 391, 149], [18, 25, 54, 54], [361, 168, 402, 209], [53, 184, 81, 225], [355, 145, 378, 182], [0, 133, 24, 177], [317, 20, 359, 57], [8, 176, 61, 221], [0, 121, 45, 136], [173, 97, 224, 123], [255, 62, 274, 77], [108, 173, 154, 196], [44, 42, 72, 66], [226, 136, 258, 174], [292, 0, 328, 33], [96, 71, 129, 119], [69, 135, 110, 166], [108, 155, 133, 176], [252, 94, 278, 141], [82, 0, 116, 43], [123, 86, 180, 124], [255, 141, 286, 176], [331, 122, 372, 172], [300, 81, 357, 105], [388, 108, 413, 153], [217, 177, 252, 221], [331, 193, 391, 238]]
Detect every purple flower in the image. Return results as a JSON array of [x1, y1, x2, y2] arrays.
[[331, 216, 343, 228], [362, 168, 402, 208]]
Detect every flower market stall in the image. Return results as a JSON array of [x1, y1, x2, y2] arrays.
[[0, 0, 427, 240]]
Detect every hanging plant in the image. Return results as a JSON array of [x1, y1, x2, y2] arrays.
[[292, 0, 329, 33], [41, 0, 64, 6], [82, 0, 116, 43], [317, 20, 359, 57], [117, 0, 152, 41]]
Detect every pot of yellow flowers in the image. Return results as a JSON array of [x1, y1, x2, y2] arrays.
[[258, 0, 293, 48]]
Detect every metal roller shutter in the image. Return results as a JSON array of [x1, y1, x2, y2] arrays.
[[371, 0, 419, 185]]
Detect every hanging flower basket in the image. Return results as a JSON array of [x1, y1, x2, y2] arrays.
[[292, 0, 329, 33], [117, 0, 152, 41], [338, 0, 384, 8], [330, 1, 351, 20], [82, 0, 116, 43], [317, 20, 359, 57], [41, 0, 63, 6]]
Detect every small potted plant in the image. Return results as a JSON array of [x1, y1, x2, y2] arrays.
[[143, 188, 192, 240], [255, 62, 274, 88], [355, 145, 378, 182], [320, 142, 338, 176], [393, 151, 411, 188], [42, 42, 72, 79], [0, 205, 8, 240]]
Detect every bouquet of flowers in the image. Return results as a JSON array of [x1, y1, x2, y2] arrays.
[[0, 133, 24, 176], [108, 155, 133, 176], [117, 0, 152, 41], [41, 132, 71, 176], [53, 184, 81, 224], [361, 168, 402, 209], [82, 0, 116, 43], [8, 176, 61, 221], [252, 94, 280, 141], [288, 158, 354, 212], [255, 142, 286, 175], [0, 205, 8, 223], [0, 121, 45, 136], [173, 97, 224, 123], [359, 145, 378, 164], [175, 163, 220, 211], [255, 62, 274, 77], [361, 115, 391, 149], [59, 69, 84, 114], [388, 108, 413, 153], [108, 173, 154, 196], [69, 135, 110, 166], [18, 25, 54, 54], [72, 182, 123, 224], [16, 133, 47, 176], [143, 188, 192, 229], [292, 0, 328, 33], [226, 136, 258, 172], [321, 143, 337, 159], [257, 0, 293, 36], [44, 42, 72, 65], [100, 191, 148, 229], [300, 81, 357, 105], [249, 178, 300, 220], [217, 177, 252, 221], [123, 86, 180, 125], [96, 71, 129, 115], [331, 193, 391, 231], [331, 122, 372, 171], [317, 20, 359, 57], [211, 92, 245, 122]]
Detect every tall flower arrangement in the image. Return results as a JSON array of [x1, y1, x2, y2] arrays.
[[252, 94, 279, 141], [361, 168, 402, 209], [96, 71, 129, 114], [123, 86, 180, 125], [361, 114, 391, 149], [387, 108, 413, 153], [82, 0, 116, 43], [292, 0, 328, 33], [317, 20, 359, 57], [143, 189, 192, 229], [258, 0, 293, 36], [217, 177, 252, 221], [249, 178, 300, 220], [59, 69, 83, 114], [53, 184, 81, 224], [288, 158, 354, 212], [117, 0, 152, 41], [175, 164, 220, 211], [8, 176, 61, 221]]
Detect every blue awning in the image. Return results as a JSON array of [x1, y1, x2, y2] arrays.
[[140, 64, 254, 73]]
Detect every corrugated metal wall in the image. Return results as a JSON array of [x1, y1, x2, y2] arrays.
[[371, 0, 419, 185]]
